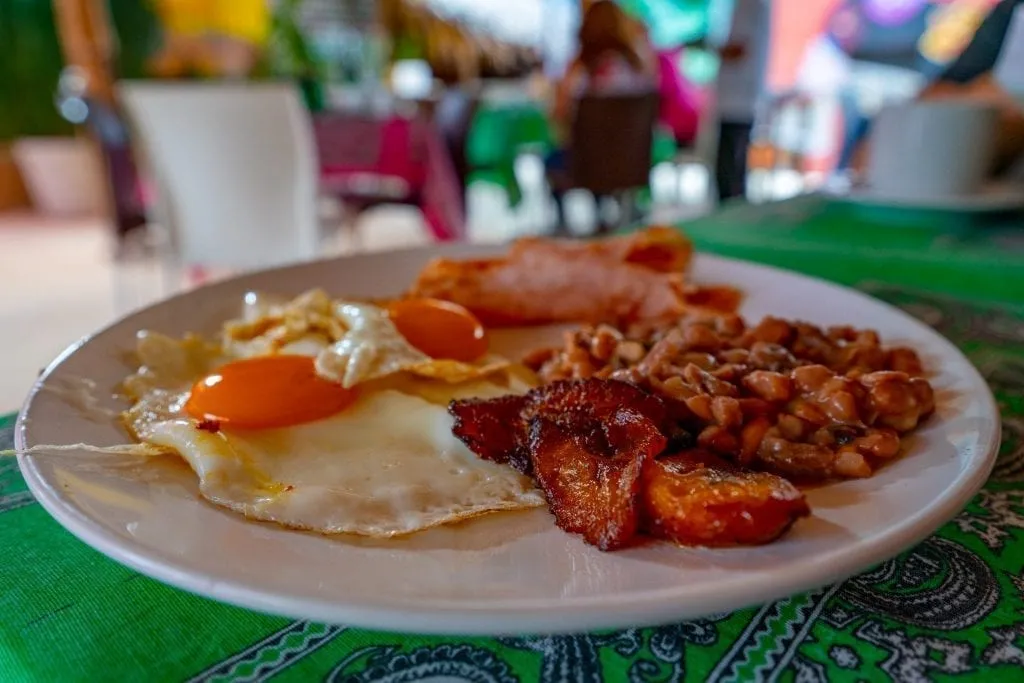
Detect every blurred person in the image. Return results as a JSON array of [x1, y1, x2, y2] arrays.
[[852, 0, 1024, 176], [711, 0, 773, 202], [656, 44, 708, 150], [627, 16, 705, 149], [551, 0, 656, 127], [626, 13, 660, 75], [547, 0, 657, 233]]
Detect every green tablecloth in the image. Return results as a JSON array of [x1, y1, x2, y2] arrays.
[[682, 194, 1024, 304], [3, 202, 1024, 681]]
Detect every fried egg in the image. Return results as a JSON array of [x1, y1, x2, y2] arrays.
[[222, 289, 344, 359], [221, 290, 507, 388], [126, 381, 543, 537], [313, 300, 507, 388], [120, 301, 543, 537]]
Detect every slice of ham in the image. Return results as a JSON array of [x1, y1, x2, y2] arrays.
[[407, 227, 701, 327]]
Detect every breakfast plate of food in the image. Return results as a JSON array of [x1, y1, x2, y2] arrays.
[[14, 228, 999, 635]]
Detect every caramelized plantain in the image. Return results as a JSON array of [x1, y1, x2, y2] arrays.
[[524, 378, 671, 432], [450, 379, 674, 476], [449, 394, 531, 474], [528, 408, 667, 550], [641, 450, 810, 547]]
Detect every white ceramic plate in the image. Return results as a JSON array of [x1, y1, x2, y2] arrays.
[[16, 245, 1000, 635], [820, 180, 1024, 212]]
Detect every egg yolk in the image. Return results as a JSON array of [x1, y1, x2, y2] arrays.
[[185, 355, 357, 429], [387, 298, 488, 362]]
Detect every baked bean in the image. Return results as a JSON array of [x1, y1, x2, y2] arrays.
[[589, 325, 622, 361], [855, 429, 901, 459], [858, 372, 934, 432], [746, 317, 794, 345], [609, 367, 645, 385], [660, 376, 695, 401], [682, 364, 739, 397], [757, 435, 835, 478], [912, 377, 936, 409], [888, 347, 925, 376], [792, 365, 834, 393], [711, 396, 743, 430], [681, 323, 722, 351], [680, 352, 718, 370], [827, 325, 859, 342], [698, 425, 740, 454], [740, 417, 772, 463], [743, 370, 792, 402], [684, 393, 714, 421], [834, 447, 872, 478], [749, 342, 800, 371], [716, 314, 746, 338], [778, 414, 810, 441], [790, 399, 828, 426], [820, 389, 860, 423], [615, 340, 646, 364], [738, 398, 775, 417], [719, 348, 751, 365]]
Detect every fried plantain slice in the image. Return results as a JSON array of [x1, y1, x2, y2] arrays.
[[528, 408, 667, 550], [523, 378, 671, 432], [641, 450, 810, 547], [450, 378, 676, 476], [449, 394, 532, 474]]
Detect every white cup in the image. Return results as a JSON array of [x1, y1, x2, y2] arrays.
[[866, 100, 999, 200]]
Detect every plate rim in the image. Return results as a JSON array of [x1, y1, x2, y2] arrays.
[[15, 246, 1002, 635]]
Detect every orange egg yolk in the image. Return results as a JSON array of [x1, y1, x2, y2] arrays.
[[387, 298, 488, 362], [185, 355, 357, 429]]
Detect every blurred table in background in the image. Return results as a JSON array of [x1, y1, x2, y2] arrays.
[[683, 194, 1024, 304], [313, 111, 465, 241]]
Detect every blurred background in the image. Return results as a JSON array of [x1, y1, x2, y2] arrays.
[[0, 0, 1020, 407]]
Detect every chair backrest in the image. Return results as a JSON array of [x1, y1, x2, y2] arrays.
[[570, 91, 659, 194], [118, 81, 321, 270], [313, 112, 423, 186]]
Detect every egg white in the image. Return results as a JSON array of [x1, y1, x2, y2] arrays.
[[125, 386, 543, 537], [120, 327, 542, 538]]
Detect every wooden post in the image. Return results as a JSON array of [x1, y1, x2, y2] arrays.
[[51, 0, 116, 105]]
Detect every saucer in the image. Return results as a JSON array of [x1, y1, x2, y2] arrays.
[[821, 180, 1024, 213]]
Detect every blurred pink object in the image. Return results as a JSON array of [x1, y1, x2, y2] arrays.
[[656, 48, 705, 146], [314, 113, 465, 241]]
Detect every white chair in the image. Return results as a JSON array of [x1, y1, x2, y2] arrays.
[[118, 82, 324, 284]]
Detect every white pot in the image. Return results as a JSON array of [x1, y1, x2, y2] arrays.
[[12, 137, 107, 217]]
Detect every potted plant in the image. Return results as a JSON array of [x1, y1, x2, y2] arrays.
[[2, 0, 105, 217], [268, 0, 328, 111]]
